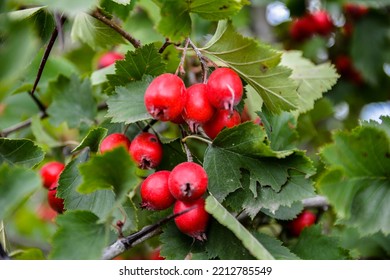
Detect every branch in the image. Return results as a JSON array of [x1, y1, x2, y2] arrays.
[[188, 39, 209, 83], [302, 195, 329, 208], [29, 14, 66, 115], [91, 9, 141, 49], [101, 208, 194, 260]]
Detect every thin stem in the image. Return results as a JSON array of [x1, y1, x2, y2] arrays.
[[142, 119, 158, 132], [179, 125, 193, 162], [175, 38, 190, 76], [159, 38, 177, 54], [91, 9, 141, 49], [188, 39, 209, 83], [182, 134, 212, 145]]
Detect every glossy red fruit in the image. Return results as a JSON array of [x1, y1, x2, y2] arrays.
[[311, 10, 334, 36], [289, 15, 316, 41], [129, 132, 163, 169], [100, 133, 131, 154], [343, 3, 368, 20], [47, 183, 65, 214], [182, 83, 215, 132], [334, 55, 363, 85], [202, 109, 241, 139], [207, 68, 243, 110], [168, 162, 208, 202], [98, 51, 124, 69], [173, 198, 209, 241], [144, 73, 187, 121], [40, 161, 65, 189], [288, 210, 316, 236], [140, 171, 176, 210]]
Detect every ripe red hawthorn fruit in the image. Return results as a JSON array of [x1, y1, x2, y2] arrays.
[[288, 210, 316, 236], [129, 132, 163, 169], [40, 161, 65, 189], [289, 15, 316, 41], [182, 83, 215, 132], [311, 10, 334, 36], [47, 183, 65, 214], [334, 55, 363, 85], [140, 171, 176, 210], [144, 73, 187, 121], [168, 162, 208, 202], [206, 68, 243, 110], [202, 109, 241, 139], [97, 51, 124, 69], [173, 198, 209, 241], [343, 3, 369, 20], [100, 133, 131, 154]]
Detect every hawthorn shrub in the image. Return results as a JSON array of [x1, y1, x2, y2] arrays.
[[0, 0, 390, 260]]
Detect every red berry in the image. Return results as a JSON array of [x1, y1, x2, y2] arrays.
[[129, 132, 163, 169], [202, 109, 241, 139], [144, 73, 187, 121], [311, 10, 334, 36], [182, 83, 215, 132], [97, 51, 124, 69], [206, 68, 243, 110], [149, 248, 165, 260], [47, 183, 65, 214], [343, 3, 368, 20], [288, 210, 316, 236], [100, 133, 131, 154], [173, 198, 209, 241], [140, 171, 176, 210], [289, 15, 316, 41], [168, 162, 208, 202], [40, 161, 65, 189]]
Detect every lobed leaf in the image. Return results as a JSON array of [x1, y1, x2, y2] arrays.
[[71, 127, 108, 153]]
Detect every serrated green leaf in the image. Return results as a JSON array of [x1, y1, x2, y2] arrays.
[[254, 232, 299, 260], [106, 77, 153, 124], [78, 147, 140, 199], [292, 225, 351, 260], [71, 12, 125, 50], [318, 125, 390, 235], [47, 74, 97, 128], [205, 195, 275, 260], [280, 50, 339, 114], [260, 201, 303, 221], [157, 1, 191, 42], [50, 210, 108, 260], [0, 165, 41, 221], [0, 138, 44, 168], [72, 127, 108, 153], [107, 44, 166, 87], [189, 0, 249, 20], [203, 122, 296, 201], [202, 20, 299, 113]]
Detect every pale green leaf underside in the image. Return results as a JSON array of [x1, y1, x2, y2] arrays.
[[205, 195, 275, 260], [202, 20, 299, 113], [0, 138, 44, 168]]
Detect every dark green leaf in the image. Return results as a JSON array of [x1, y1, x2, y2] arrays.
[[72, 127, 108, 153], [260, 201, 303, 221], [0, 165, 41, 221], [157, 138, 187, 171], [107, 44, 166, 86], [106, 77, 153, 124], [292, 225, 351, 260], [50, 210, 108, 260], [254, 232, 299, 260], [47, 74, 97, 128], [0, 138, 44, 168], [202, 20, 299, 113]]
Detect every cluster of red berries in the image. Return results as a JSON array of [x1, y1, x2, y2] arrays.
[[289, 10, 334, 42], [144, 67, 243, 139], [140, 162, 210, 241], [39, 161, 65, 214]]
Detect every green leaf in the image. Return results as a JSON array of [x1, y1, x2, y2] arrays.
[[107, 44, 166, 87], [260, 201, 303, 221], [7, 6, 47, 21], [112, 0, 131, 4], [318, 124, 390, 235], [41, 0, 98, 16], [202, 20, 299, 113], [254, 232, 299, 260], [50, 210, 108, 260], [11, 248, 45, 260], [205, 195, 275, 260], [189, 0, 250, 21], [106, 77, 153, 124], [258, 109, 299, 151], [0, 165, 41, 221], [157, 138, 187, 171], [0, 138, 44, 168], [78, 147, 141, 199], [70, 12, 125, 50], [72, 127, 108, 153], [203, 122, 296, 201], [280, 50, 339, 114], [47, 74, 97, 128], [31, 116, 61, 149], [292, 225, 350, 260]]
